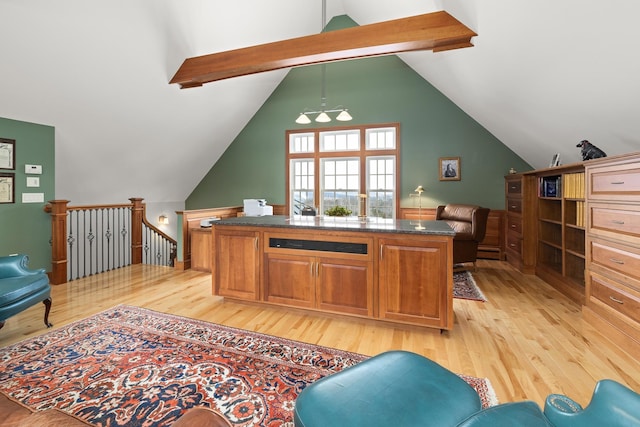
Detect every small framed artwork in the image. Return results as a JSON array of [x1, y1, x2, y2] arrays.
[[0, 172, 15, 203], [0, 138, 15, 170], [439, 157, 461, 181]]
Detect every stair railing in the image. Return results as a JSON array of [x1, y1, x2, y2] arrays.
[[46, 198, 176, 284]]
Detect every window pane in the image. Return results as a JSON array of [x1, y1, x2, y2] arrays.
[[290, 158, 315, 215], [290, 133, 315, 153], [320, 130, 360, 151], [366, 127, 395, 150], [366, 156, 395, 219], [321, 157, 360, 215]]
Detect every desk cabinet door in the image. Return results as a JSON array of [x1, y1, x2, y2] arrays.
[[378, 238, 451, 329], [265, 254, 315, 308], [214, 230, 260, 300], [316, 258, 373, 317]]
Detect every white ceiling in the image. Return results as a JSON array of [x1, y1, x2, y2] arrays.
[[1, 0, 639, 205]]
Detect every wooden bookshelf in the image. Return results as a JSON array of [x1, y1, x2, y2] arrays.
[[522, 163, 586, 304]]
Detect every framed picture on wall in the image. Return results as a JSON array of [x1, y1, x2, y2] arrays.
[[0, 138, 15, 170], [439, 157, 461, 181], [0, 173, 15, 203]]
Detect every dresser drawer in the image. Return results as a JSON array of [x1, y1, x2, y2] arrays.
[[589, 165, 640, 200], [507, 216, 522, 235], [506, 234, 522, 255], [589, 273, 640, 324], [590, 239, 640, 283], [591, 205, 640, 238], [506, 180, 522, 196], [506, 198, 522, 214]]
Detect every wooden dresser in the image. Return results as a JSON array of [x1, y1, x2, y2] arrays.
[[504, 174, 536, 273], [583, 152, 640, 354]]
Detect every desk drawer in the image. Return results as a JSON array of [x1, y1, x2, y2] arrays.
[[590, 273, 640, 324], [591, 205, 640, 238], [506, 198, 522, 214]]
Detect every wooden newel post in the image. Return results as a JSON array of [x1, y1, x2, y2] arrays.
[[130, 198, 144, 264], [47, 200, 69, 285]]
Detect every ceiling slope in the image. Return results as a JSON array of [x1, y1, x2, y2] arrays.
[[0, 0, 638, 206]]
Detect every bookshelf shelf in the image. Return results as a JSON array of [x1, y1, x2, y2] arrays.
[[526, 164, 587, 303]]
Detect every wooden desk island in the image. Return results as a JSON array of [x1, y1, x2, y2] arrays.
[[211, 216, 455, 330]]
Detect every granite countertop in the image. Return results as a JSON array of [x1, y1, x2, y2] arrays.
[[212, 215, 455, 236]]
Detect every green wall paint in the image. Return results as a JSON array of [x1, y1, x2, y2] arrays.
[[0, 117, 55, 271], [186, 15, 531, 211]]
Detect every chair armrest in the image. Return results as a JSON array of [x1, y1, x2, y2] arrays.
[[545, 394, 582, 414], [0, 254, 46, 279], [544, 380, 640, 427]]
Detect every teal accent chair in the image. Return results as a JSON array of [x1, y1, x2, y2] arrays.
[[544, 379, 640, 426], [0, 254, 52, 330], [294, 351, 640, 427], [294, 350, 483, 427]]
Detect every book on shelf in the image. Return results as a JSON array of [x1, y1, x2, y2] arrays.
[[562, 172, 585, 199], [540, 176, 561, 198], [576, 201, 585, 227]]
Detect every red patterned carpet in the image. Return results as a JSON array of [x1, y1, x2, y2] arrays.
[[0, 305, 496, 426]]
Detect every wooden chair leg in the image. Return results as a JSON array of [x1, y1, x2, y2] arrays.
[[43, 297, 53, 328]]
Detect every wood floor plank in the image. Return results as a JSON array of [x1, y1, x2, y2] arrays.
[[1, 260, 638, 409]]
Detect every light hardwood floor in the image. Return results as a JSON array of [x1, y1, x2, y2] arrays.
[[1, 259, 638, 409]]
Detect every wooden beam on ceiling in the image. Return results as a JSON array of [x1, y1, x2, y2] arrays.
[[170, 11, 477, 89]]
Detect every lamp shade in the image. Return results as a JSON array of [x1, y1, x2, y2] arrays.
[[315, 112, 331, 123], [296, 113, 311, 124], [336, 110, 352, 121]]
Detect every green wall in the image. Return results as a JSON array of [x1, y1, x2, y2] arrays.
[[0, 117, 55, 271], [186, 15, 532, 211]]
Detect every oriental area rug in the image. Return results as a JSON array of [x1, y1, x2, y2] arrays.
[[0, 305, 496, 427], [453, 271, 487, 302]]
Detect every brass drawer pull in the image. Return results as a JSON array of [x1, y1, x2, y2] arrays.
[[609, 296, 624, 304], [511, 224, 517, 228], [610, 181, 625, 185], [609, 258, 625, 265], [509, 243, 516, 247], [611, 220, 625, 225], [511, 205, 517, 209]]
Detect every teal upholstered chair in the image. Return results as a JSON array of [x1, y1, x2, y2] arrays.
[[544, 379, 640, 427], [294, 350, 483, 427], [0, 254, 52, 330], [294, 351, 640, 427]]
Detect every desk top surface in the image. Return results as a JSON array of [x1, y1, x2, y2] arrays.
[[212, 215, 455, 236]]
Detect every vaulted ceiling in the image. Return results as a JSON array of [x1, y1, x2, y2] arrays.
[[1, 0, 638, 205]]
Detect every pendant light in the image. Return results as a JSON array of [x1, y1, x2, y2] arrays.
[[295, 0, 352, 125]]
